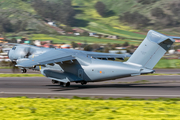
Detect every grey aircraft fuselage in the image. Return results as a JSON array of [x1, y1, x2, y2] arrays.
[[7, 30, 176, 86]]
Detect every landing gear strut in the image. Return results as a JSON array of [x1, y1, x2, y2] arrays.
[[21, 69, 27, 73]]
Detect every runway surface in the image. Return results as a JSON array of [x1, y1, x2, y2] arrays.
[[1, 76, 180, 98]]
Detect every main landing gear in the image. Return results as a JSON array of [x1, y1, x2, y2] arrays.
[[59, 82, 70, 87], [51, 80, 70, 87], [51, 80, 88, 87], [21, 68, 27, 73], [81, 81, 87, 85]]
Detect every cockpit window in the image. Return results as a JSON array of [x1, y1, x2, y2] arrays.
[[12, 47, 16, 50]]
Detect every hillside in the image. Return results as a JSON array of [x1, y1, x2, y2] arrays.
[[0, 0, 57, 34], [1, 0, 180, 44], [73, 0, 180, 36]]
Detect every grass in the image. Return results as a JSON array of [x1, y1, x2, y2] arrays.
[[0, 74, 44, 77], [0, 67, 12, 69], [73, 0, 146, 39], [143, 73, 180, 76], [30, 34, 142, 45], [72, 0, 180, 39], [0, 97, 180, 119], [154, 59, 180, 69]]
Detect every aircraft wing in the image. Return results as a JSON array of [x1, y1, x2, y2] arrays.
[[16, 49, 75, 68], [85, 51, 130, 60]]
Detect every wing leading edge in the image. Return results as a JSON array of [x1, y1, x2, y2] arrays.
[[16, 49, 75, 68]]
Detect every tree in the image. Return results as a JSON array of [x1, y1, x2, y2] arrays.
[[71, 42, 78, 49], [151, 7, 177, 27], [122, 42, 129, 47], [136, 0, 159, 4], [84, 45, 93, 51], [95, 1, 107, 17], [171, 2, 180, 18], [120, 12, 150, 28], [151, 8, 165, 19], [0, 18, 13, 33], [92, 44, 100, 50], [10, 38, 17, 43], [104, 46, 109, 53], [32, 0, 75, 25]]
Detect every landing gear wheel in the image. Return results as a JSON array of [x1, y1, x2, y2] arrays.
[[52, 80, 58, 84], [81, 81, 87, 85], [65, 82, 70, 87], [59, 82, 65, 87], [21, 69, 27, 73]]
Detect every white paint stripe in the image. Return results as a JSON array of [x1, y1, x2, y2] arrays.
[[1, 92, 180, 97]]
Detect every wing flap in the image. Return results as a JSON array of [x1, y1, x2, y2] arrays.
[[86, 52, 130, 60]]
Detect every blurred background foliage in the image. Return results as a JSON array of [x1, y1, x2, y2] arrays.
[[1, 0, 180, 37]]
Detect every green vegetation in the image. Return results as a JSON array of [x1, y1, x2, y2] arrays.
[[0, 67, 11, 69], [0, 97, 180, 119], [119, 58, 180, 69], [30, 34, 142, 44], [73, 0, 180, 36], [0, 74, 43, 77], [2, 0, 180, 44], [155, 59, 180, 69], [143, 73, 180, 76]]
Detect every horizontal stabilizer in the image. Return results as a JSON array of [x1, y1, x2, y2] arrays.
[[168, 36, 180, 39]]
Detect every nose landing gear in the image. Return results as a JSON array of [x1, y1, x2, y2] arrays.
[[21, 69, 27, 73]]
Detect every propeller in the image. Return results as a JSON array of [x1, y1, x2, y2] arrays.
[[24, 47, 32, 58], [10, 60, 19, 73]]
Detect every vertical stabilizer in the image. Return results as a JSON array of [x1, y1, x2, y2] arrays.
[[126, 30, 175, 69]]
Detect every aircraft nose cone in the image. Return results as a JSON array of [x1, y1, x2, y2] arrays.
[[8, 49, 13, 61]]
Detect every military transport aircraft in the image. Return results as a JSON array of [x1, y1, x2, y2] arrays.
[[8, 30, 176, 87]]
